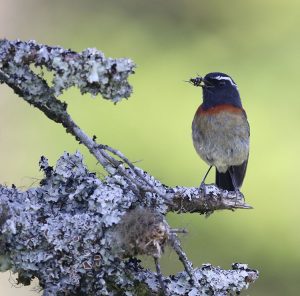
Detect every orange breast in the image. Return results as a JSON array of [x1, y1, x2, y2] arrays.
[[196, 104, 245, 116]]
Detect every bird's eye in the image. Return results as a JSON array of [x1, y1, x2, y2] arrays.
[[219, 81, 226, 86]]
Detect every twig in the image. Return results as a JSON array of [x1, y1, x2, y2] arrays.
[[169, 233, 201, 289], [167, 185, 252, 214], [100, 144, 166, 197], [154, 257, 169, 296]]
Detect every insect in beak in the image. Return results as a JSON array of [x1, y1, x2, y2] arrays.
[[186, 76, 214, 88]]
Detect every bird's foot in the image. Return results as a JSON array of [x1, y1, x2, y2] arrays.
[[199, 181, 206, 197], [234, 188, 241, 206]]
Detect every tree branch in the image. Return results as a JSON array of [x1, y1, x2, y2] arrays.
[[0, 39, 258, 295]]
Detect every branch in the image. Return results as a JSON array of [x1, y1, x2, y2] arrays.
[[0, 39, 258, 295], [168, 185, 252, 214], [0, 39, 134, 102], [0, 153, 258, 295]]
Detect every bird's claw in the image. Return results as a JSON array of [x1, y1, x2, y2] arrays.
[[199, 182, 206, 197]]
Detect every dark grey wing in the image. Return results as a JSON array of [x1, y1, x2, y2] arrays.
[[229, 158, 248, 189], [216, 158, 248, 191]]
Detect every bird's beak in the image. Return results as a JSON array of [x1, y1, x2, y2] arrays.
[[202, 79, 214, 87]]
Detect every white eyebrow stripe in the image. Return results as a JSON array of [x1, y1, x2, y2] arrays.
[[214, 75, 237, 87]]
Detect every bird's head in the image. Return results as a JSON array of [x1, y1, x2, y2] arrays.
[[189, 72, 242, 110]]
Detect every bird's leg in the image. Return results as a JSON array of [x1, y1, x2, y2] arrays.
[[199, 165, 212, 194]]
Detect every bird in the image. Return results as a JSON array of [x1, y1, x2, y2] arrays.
[[190, 72, 249, 191]]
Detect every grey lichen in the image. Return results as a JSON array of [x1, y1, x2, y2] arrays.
[[0, 152, 137, 295], [168, 185, 251, 214], [0, 39, 135, 102], [0, 153, 258, 295]]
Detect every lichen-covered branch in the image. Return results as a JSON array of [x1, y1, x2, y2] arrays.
[[168, 185, 252, 214], [0, 39, 258, 295], [0, 153, 258, 295], [0, 39, 134, 102]]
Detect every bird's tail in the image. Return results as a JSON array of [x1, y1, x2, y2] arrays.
[[216, 170, 235, 191], [216, 160, 248, 191]]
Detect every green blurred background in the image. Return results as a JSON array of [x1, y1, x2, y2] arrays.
[[0, 0, 300, 295]]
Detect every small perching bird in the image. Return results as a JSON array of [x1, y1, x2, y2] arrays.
[[190, 72, 250, 191]]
